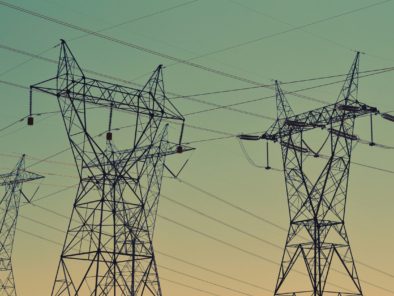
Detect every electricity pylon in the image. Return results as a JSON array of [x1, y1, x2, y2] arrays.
[[29, 40, 192, 296], [239, 53, 379, 295], [0, 154, 44, 296]]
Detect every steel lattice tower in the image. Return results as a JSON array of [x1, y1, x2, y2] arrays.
[[240, 53, 379, 295], [0, 154, 44, 296], [29, 40, 191, 296]]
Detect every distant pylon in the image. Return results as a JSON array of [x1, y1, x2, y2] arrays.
[[239, 53, 379, 295], [29, 40, 192, 296], [0, 154, 44, 296]]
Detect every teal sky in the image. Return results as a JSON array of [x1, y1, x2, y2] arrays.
[[1, 0, 394, 295]]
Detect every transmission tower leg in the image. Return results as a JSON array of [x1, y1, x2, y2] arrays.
[[25, 40, 191, 296], [0, 155, 44, 296]]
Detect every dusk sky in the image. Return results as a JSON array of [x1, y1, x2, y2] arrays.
[[1, 1, 394, 295]]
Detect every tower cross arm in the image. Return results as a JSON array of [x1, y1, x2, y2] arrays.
[[262, 99, 378, 141], [0, 170, 44, 187], [84, 143, 195, 169], [30, 76, 184, 122]]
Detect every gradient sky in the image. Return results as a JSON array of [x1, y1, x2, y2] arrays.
[[1, 0, 394, 295]]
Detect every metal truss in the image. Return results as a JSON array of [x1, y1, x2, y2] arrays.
[[241, 53, 378, 296], [30, 40, 192, 296], [0, 155, 44, 296]]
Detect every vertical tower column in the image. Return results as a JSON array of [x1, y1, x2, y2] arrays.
[[30, 40, 191, 296], [239, 53, 378, 296], [0, 155, 44, 296]]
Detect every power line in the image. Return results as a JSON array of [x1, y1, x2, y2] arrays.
[[24, 201, 274, 293], [19, 210, 270, 296], [68, 0, 200, 42], [0, 113, 57, 139], [0, 108, 393, 178], [157, 214, 286, 265], [159, 265, 257, 296], [173, 177, 394, 281], [163, 0, 393, 65], [156, 250, 272, 292], [4, 69, 391, 143], [185, 134, 234, 144], [160, 277, 222, 296], [2, 49, 394, 286], [0, 1, 269, 85], [0, 109, 64, 136], [19, 200, 342, 292], [28, 183, 76, 204], [29, 180, 394, 292], [0, 116, 26, 133], [175, 177, 287, 231], [160, 192, 282, 249], [12, 174, 349, 293], [226, 0, 394, 64], [0, 45, 57, 77], [1, 1, 392, 290], [15, 170, 394, 292], [184, 67, 394, 117], [0, 69, 270, 120], [225, 0, 351, 53], [3, 43, 393, 122], [157, 214, 393, 293], [13, 164, 394, 282], [9, 157, 394, 285], [172, 66, 394, 99], [15, 227, 232, 296], [0, 1, 346, 107]]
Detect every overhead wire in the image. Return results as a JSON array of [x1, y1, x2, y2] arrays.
[[160, 277, 223, 296], [0, 0, 277, 87], [159, 265, 256, 296], [160, 192, 281, 250], [4, 162, 367, 293], [156, 250, 272, 292], [0, 109, 64, 137], [24, 201, 274, 293], [2, 43, 394, 122], [7, 156, 394, 290], [184, 67, 394, 117], [0, 28, 392, 292], [225, 0, 353, 52], [3, 137, 394, 290], [68, 0, 200, 43], [1, 1, 393, 292], [0, 104, 393, 179], [16, 226, 232, 296], [19, 193, 349, 293], [0, 45, 57, 77], [172, 176, 394, 280], [0, 1, 363, 107], [225, 0, 394, 64], [0, 116, 26, 133], [158, 0, 393, 68], [126, 0, 394, 83], [158, 214, 394, 294], [13, 162, 394, 285], [20, 196, 273, 295], [172, 66, 394, 99], [17, 172, 394, 292], [2, 63, 394, 136]]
